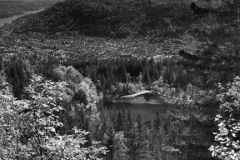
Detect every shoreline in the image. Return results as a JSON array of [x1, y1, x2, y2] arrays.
[[121, 90, 153, 98], [104, 91, 165, 104], [0, 12, 23, 19], [0, 9, 44, 27]]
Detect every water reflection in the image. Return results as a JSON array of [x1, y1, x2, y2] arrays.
[[101, 93, 178, 120], [0, 9, 44, 27]]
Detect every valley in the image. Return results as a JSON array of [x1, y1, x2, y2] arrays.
[[0, 0, 240, 160]]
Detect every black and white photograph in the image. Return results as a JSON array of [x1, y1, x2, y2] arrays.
[[0, 0, 239, 159]]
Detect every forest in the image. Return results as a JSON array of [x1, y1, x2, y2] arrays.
[[1, 0, 240, 160]]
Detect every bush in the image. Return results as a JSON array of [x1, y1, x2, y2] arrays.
[[209, 77, 240, 160]]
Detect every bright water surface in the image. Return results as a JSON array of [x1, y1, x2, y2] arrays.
[[0, 9, 44, 27], [102, 93, 178, 120]]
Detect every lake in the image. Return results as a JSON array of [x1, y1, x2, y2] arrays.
[[0, 9, 44, 27], [101, 93, 178, 121]]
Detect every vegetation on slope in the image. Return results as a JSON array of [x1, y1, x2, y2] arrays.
[[10, 0, 194, 39], [1, 0, 240, 160]]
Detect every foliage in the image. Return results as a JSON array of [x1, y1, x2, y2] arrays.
[[0, 72, 20, 160], [17, 74, 67, 159], [209, 76, 240, 160], [63, 57, 194, 96], [46, 127, 107, 160], [5, 58, 32, 99], [10, 0, 193, 39], [0, 74, 107, 160], [113, 131, 129, 160], [3, 1, 240, 160]]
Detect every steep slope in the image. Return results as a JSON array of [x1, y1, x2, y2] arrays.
[[9, 0, 195, 39]]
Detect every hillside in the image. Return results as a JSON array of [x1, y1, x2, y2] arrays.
[[8, 0, 195, 40], [1, 1, 240, 160]]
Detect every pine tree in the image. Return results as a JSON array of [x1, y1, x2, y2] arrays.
[[152, 111, 163, 160], [125, 108, 132, 139], [116, 112, 123, 132], [138, 124, 154, 160], [113, 131, 129, 160], [154, 111, 161, 131], [143, 68, 151, 86]]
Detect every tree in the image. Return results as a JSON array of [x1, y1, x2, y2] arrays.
[[116, 112, 123, 132], [127, 118, 145, 160], [53, 65, 100, 138], [5, 59, 32, 99], [209, 76, 240, 160], [138, 121, 154, 160], [154, 111, 161, 131], [0, 74, 107, 160], [46, 127, 107, 160], [0, 72, 20, 160], [113, 131, 129, 160], [143, 68, 151, 86], [125, 108, 132, 139]]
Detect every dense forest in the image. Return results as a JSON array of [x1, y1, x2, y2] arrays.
[[8, 0, 194, 40], [1, 0, 240, 160]]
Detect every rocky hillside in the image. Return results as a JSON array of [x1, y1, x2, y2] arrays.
[[8, 0, 195, 40]]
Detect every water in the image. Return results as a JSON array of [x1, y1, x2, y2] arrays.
[[0, 9, 44, 27], [102, 93, 178, 120]]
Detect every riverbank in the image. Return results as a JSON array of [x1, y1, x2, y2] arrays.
[[0, 12, 23, 19], [104, 92, 165, 104], [0, 1, 60, 19], [121, 90, 153, 98], [0, 9, 45, 27], [102, 93, 178, 120]]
